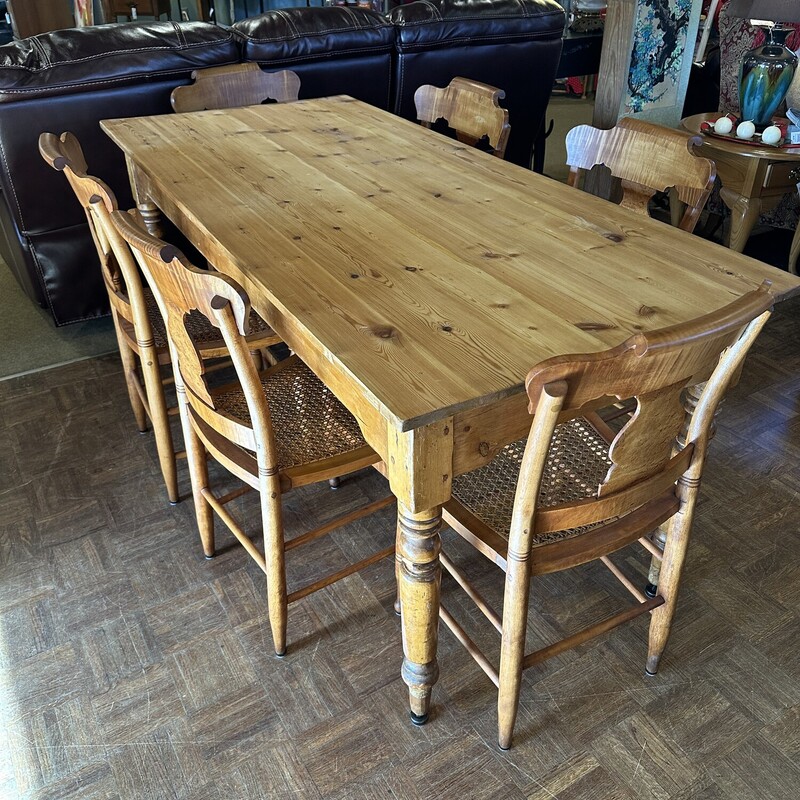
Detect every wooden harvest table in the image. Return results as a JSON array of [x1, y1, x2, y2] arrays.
[[102, 96, 800, 724]]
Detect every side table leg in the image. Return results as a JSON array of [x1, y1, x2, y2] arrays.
[[397, 504, 442, 725], [720, 187, 760, 253], [789, 221, 800, 276]]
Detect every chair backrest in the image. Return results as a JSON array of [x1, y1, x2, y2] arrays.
[[413, 77, 511, 159], [508, 283, 773, 559], [170, 63, 301, 113], [38, 131, 149, 332], [109, 209, 280, 477], [564, 117, 716, 232]]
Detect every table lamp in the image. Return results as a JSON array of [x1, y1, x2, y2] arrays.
[[728, 0, 800, 128]]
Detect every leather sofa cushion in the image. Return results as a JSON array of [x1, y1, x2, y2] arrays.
[[0, 21, 239, 102], [233, 7, 395, 63], [390, 0, 565, 48]]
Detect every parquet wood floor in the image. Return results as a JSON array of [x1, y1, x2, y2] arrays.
[[1, 298, 799, 799]]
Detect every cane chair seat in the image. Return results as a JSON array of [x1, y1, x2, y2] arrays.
[[111, 209, 394, 658], [213, 357, 367, 471], [450, 416, 613, 546], [436, 285, 774, 749]]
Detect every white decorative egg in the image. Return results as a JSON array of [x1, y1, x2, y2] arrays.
[[761, 125, 782, 145], [736, 120, 756, 139], [713, 116, 733, 135]]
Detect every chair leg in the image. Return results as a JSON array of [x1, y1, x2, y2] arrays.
[[260, 478, 287, 656], [249, 349, 263, 371], [112, 313, 148, 432], [496, 552, 531, 750], [646, 484, 697, 675], [175, 375, 214, 557], [139, 345, 179, 504]]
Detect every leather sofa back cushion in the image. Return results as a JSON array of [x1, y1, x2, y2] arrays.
[[390, 0, 565, 48], [233, 7, 395, 109], [233, 7, 395, 62], [0, 21, 239, 101]]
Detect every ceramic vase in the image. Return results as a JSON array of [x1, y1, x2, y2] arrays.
[[739, 27, 798, 128]]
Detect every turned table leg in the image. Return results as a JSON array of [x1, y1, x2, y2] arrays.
[[125, 157, 166, 238], [137, 201, 166, 239], [397, 504, 442, 724], [387, 418, 453, 725]]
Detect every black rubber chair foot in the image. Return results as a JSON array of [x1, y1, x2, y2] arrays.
[[204, 553, 215, 560], [410, 711, 428, 726], [275, 650, 286, 658], [169, 500, 179, 506], [645, 669, 658, 677], [644, 582, 658, 599], [498, 744, 511, 751]]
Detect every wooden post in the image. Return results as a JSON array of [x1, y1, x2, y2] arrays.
[[588, 0, 704, 199]]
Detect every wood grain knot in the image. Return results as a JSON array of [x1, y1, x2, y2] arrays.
[[479, 442, 490, 457], [370, 325, 397, 340], [440, 325, 453, 333], [482, 251, 502, 259], [575, 321, 616, 331], [492, 303, 509, 309], [404, 265, 418, 272], [638, 305, 657, 317], [603, 233, 624, 242]]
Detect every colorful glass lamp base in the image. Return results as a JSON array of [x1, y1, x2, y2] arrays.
[[739, 27, 798, 129]]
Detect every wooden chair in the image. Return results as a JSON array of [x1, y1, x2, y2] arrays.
[[565, 117, 716, 233], [170, 64, 301, 113], [39, 131, 281, 504], [413, 77, 511, 159], [438, 283, 774, 749], [109, 209, 395, 656]]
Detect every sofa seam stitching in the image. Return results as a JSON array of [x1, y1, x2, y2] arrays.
[[0, 36, 235, 72]]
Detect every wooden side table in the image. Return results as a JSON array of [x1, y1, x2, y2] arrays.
[[6, 0, 73, 37], [682, 112, 800, 262]]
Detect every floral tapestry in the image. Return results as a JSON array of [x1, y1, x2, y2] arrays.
[[624, 0, 693, 114]]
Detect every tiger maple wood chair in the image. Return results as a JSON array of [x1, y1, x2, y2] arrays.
[[438, 283, 774, 749], [170, 63, 301, 113], [39, 131, 281, 504], [109, 209, 395, 655], [414, 77, 511, 159], [565, 117, 716, 233]]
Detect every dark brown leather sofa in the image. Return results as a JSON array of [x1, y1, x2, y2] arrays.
[[0, 0, 563, 325]]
